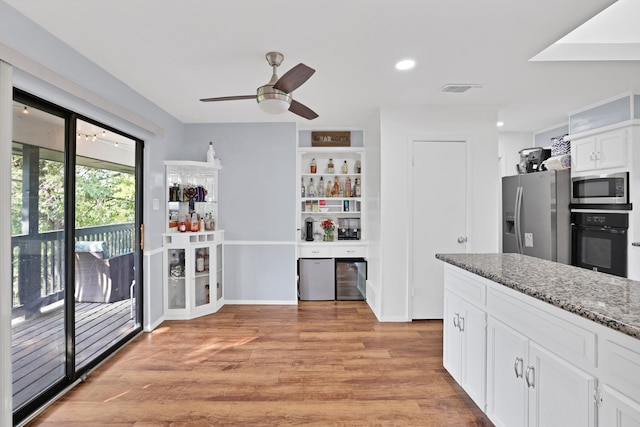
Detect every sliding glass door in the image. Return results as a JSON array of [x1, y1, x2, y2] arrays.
[[10, 98, 67, 413], [11, 90, 143, 424], [74, 118, 139, 370]]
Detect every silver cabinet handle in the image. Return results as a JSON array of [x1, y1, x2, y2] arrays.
[[590, 152, 596, 161], [311, 250, 320, 254], [525, 366, 535, 388], [514, 357, 523, 379], [457, 237, 467, 244], [458, 316, 465, 332], [452, 313, 459, 329]]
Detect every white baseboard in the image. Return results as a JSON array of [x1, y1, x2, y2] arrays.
[[144, 315, 165, 332], [224, 300, 298, 305]]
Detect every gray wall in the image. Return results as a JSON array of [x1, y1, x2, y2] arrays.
[[184, 123, 297, 302], [1, 0, 184, 329]]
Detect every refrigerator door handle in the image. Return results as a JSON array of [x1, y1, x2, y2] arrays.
[[515, 186, 523, 254]]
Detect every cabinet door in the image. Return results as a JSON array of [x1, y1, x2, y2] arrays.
[[571, 137, 597, 172], [443, 291, 462, 381], [166, 248, 186, 310], [486, 317, 528, 427], [600, 385, 640, 427], [460, 300, 486, 411], [596, 129, 627, 170], [528, 342, 596, 427]]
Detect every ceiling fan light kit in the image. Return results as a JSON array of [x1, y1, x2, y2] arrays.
[[257, 86, 291, 114], [200, 51, 318, 120]]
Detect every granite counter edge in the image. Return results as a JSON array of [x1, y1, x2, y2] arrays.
[[435, 253, 640, 340]]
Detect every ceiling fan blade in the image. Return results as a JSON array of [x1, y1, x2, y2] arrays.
[[273, 63, 315, 93], [200, 95, 256, 102], [289, 100, 318, 120]]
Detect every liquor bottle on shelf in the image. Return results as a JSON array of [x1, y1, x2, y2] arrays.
[[354, 177, 361, 197], [318, 176, 325, 197], [196, 250, 205, 272], [355, 160, 361, 173], [301, 177, 305, 198], [333, 179, 339, 197], [345, 177, 351, 197], [327, 158, 334, 173], [191, 212, 200, 232], [308, 178, 316, 197], [310, 158, 317, 174], [342, 160, 348, 174], [326, 180, 333, 198]]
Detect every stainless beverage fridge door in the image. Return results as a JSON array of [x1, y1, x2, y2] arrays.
[[336, 258, 366, 300], [298, 258, 335, 300]]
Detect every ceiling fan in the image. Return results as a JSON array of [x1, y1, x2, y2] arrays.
[[200, 52, 318, 120]]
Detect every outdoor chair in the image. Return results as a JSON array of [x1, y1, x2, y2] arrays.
[[74, 241, 134, 303]]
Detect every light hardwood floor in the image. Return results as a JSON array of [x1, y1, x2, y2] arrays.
[[28, 301, 493, 426]]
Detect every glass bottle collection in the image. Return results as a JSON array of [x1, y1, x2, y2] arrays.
[[301, 158, 361, 199], [168, 181, 216, 233]]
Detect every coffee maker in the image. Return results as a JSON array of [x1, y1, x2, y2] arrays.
[[338, 218, 360, 240], [305, 217, 314, 241]]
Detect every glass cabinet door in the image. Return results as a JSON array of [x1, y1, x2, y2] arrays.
[[194, 246, 211, 307], [168, 248, 186, 309], [216, 243, 223, 300]]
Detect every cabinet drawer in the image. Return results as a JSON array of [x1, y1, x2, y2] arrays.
[[332, 246, 366, 258], [444, 265, 487, 308], [299, 246, 331, 257], [601, 338, 640, 401], [487, 287, 596, 368]]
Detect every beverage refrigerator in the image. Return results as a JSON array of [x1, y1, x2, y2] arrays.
[[298, 258, 335, 300], [335, 258, 366, 300]]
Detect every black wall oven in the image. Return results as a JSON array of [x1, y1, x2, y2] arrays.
[[571, 212, 628, 277]]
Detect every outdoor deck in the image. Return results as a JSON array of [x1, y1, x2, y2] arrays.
[[12, 299, 136, 409]]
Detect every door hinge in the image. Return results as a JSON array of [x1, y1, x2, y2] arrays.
[[594, 387, 603, 407]]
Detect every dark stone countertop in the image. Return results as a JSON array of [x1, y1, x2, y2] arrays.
[[435, 253, 640, 340]]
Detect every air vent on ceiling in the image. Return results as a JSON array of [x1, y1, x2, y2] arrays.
[[440, 84, 484, 93]]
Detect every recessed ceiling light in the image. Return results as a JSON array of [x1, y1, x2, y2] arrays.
[[395, 59, 416, 71], [497, 121, 504, 127]]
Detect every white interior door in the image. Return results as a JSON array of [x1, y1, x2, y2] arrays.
[[411, 140, 466, 319]]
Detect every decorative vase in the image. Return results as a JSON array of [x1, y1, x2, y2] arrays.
[[323, 230, 334, 241]]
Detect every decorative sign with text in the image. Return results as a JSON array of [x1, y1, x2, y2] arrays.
[[311, 131, 351, 147]]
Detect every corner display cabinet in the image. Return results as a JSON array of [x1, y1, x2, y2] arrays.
[[163, 160, 224, 319]]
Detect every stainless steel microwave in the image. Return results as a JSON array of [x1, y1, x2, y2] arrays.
[[571, 171, 629, 206]]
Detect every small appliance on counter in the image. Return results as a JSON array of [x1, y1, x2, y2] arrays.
[[337, 218, 360, 240], [304, 217, 315, 241], [517, 147, 551, 174]]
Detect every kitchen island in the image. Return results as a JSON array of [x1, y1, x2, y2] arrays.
[[436, 252, 640, 427]]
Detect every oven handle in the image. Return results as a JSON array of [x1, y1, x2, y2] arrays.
[[572, 224, 627, 234]]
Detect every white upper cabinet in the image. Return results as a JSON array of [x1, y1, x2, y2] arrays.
[[571, 128, 628, 173]]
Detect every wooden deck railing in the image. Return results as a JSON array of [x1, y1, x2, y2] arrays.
[[11, 223, 135, 314]]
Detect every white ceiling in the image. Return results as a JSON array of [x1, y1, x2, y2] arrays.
[[5, 0, 640, 133]]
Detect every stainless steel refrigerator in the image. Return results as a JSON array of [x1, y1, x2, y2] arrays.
[[502, 169, 571, 264]]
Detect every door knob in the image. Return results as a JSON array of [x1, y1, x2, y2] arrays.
[[457, 237, 467, 243]]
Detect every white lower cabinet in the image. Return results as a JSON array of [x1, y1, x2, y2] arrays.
[[443, 263, 640, 427], [443, 290, 486, 410], [486, 316, 597, 427], [600, 385, 640, 427]]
